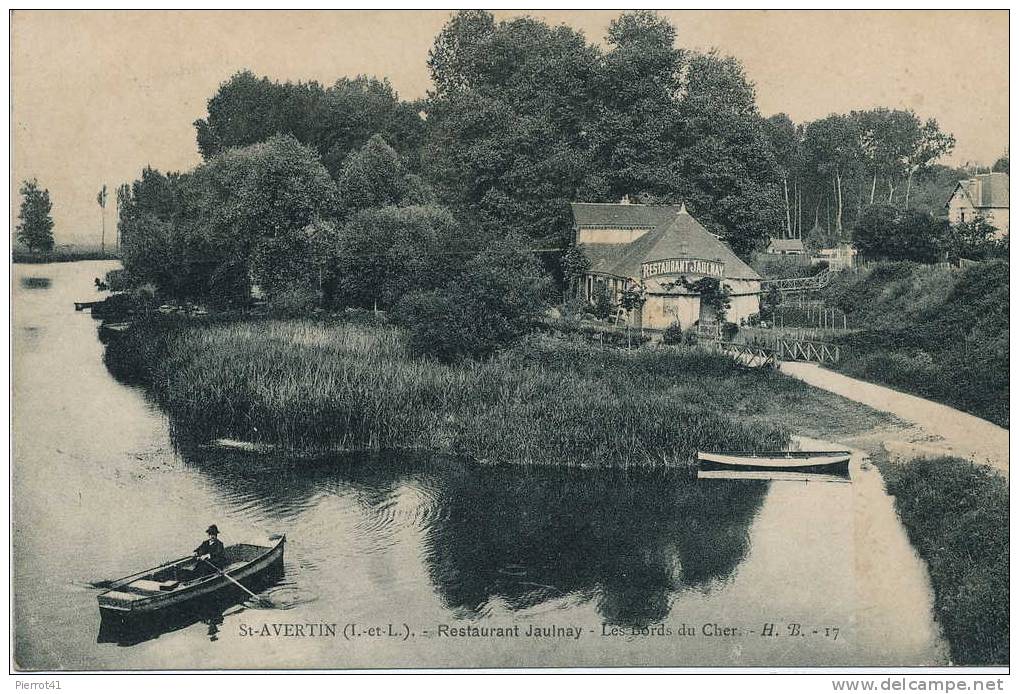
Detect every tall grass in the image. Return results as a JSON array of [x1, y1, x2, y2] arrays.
[[882, 457, 1008, 665], [106, 317, 804, 467]]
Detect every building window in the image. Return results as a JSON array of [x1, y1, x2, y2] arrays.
[[961, 212, 965, 223]]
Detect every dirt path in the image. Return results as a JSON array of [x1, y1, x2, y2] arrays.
[[780, 362, 1009, 476]]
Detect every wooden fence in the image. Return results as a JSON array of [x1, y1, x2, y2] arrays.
[[760, 269, 837, 294], [711, 341, 778, 369], [774, 338, 841, 364]]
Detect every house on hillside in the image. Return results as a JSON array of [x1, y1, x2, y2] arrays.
[[946, 172, 1009, 235], [571, 199, 761, 331], [765, 237, 806, 255]]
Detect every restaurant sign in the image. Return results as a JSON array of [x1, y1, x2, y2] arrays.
[[641, 257, 724, 279]]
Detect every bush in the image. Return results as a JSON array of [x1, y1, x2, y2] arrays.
[[267, 287, 321, 316], [852, 204, 946, 263], [104, 268, 133, 291], [721, 322, 739, 341], [397, 239, 554, 362], [662, 322, 684, 345], [591, 283, 615, 320]]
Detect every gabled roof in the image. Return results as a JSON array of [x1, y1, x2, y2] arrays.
[[570, 202, 687, 229], [579, 206, 761, 281], [949, 173, 1010, 209], [767, 238, 806, 252]]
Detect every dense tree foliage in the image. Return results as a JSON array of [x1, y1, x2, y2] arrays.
[[991, 151, 1009, 174], [119, 136, 337, 304], [336, 134, 434, 216], [15, 179, 55, 253], [194, 71, 427, 179], [852, 204, 945, 263], [397, 238, 555, 361], [331, 205, 468, 309], [945, 217, 1009, 262]]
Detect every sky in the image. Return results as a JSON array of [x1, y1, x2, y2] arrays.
[[11, 10, 1009, 245]]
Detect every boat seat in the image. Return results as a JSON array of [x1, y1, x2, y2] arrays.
[[101, 590, 142, 603], [127, 579, 179, 594]]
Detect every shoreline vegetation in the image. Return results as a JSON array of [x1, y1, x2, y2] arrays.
[[103, 314, 891, 467], [879, 456, 1008, 665], [13, 247, 120, 264]]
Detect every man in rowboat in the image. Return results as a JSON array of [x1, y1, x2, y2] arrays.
[[192, 524, 227, 577]]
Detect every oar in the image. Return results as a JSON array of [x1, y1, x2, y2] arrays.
[[199, 557, 273, 608]]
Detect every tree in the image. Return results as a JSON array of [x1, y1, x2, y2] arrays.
[[591, 282, 615, 319], [181, 134, 338, 302], [119, 136, 338, 303], [905, 118, 955, 207], [249, 218, 339, 301], [765, 114, 804, 238], [671, 52, 783, 257], [592, 10, 685, 201], [947, 217, 1007, 261], [560, 245, 590, 298], [803, 115, 863, 236], [96, 184, 108, 252], [992, 152, 1009, 175], [852, 204, 899, 261], [194, 70, 426, 179], [852, 204, 945, 263], [425, 11, 601, 252], [194, 70, 325, 159], [331, 205, 466, 309], [16, 179, 54, 253], [397, 237, 554, 361], [335, 134, 432, 215]]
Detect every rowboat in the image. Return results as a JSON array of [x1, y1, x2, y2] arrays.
[[696, 450, 851, 475], [97, 535, 285, 627]]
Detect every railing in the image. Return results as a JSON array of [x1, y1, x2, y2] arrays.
[[711, 341, 778, 369], [774, 338, 841, 364], [760, 269, 838, 293]]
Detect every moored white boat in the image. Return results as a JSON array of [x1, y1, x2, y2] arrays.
[[696, 450, 851, 474]]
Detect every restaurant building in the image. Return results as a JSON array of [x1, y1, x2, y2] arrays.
[[572, 200, 762, 331]]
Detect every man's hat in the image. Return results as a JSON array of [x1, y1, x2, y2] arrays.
[[206, 524, 219, 535]]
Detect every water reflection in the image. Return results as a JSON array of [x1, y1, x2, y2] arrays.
[[177, 441, 768, 628], [419, 466, 767, 626]]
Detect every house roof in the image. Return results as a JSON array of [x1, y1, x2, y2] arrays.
[[571, 202, 688, 230], [949, 173, 1010, 209], [767, 237, 806, 252], [578, 205, 761, 281]]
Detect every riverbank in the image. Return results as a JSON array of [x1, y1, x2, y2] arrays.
[[823, 261, 1008, 427], [103, 315, 894, 466], [780, 365, 1008, 665], [881, 456, 1008, 665]]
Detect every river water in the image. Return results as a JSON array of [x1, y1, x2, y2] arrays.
[[13, 261, 948, 670]]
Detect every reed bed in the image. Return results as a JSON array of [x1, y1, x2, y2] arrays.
[[106, 317, 885, 467]]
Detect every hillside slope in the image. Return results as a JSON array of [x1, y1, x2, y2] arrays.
[[822, 261, 1009, 427]]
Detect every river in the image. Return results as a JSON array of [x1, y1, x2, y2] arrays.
[[12, 261, 948, 669]]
